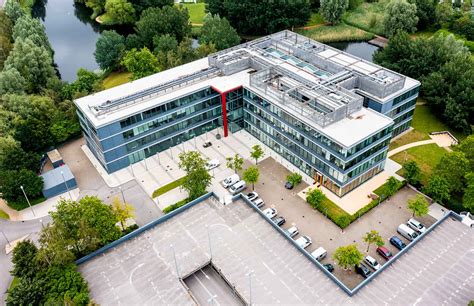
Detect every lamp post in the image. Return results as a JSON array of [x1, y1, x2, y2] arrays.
[[119, 186, 126, 203], [20, 185, 35, 217], [61, 171, 72, 200], [1, 230, 11, 247], [170, 244, 180, 278], [246, 271, 254, 305]]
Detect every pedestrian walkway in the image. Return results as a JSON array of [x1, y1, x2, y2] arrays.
[[387, 139, 435, 157]]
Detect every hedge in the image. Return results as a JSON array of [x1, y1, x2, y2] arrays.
[[152, 177, 186, 198], [307, 178, 407, 229]]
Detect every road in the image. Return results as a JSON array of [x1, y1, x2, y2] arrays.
[[184, 266, 244, 305], [0, 217, 48, 303]]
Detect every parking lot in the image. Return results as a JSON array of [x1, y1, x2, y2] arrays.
[[247, 157, 437, 288]]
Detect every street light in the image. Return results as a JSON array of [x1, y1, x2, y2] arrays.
[[119, 186, 126, 203], [170, 244, 180, 278], [246, 270, 254, 305], [60, 170, 72, 200], [1, 230, 11, 247], [20, 185, 35, 217]]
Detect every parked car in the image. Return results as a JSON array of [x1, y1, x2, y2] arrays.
[[460, 211, 474, 228], [273, 216, 286, 226], [376, 246, 393, 260], [397, 224, 418, 241], [389, 236, 406, 250], [311, 247, 327, 261], [285, 226, 299, 238], [202, 141, 212, 148], [206, 159, 220, 170], [252, 198, 265, 209], [246, 191, 258, 201], [229, 180, 246, 195], [295, 235, 312, 249], [284, 181, 294, 189], [323, 263, 334, 273], [365, 255, 381, 270], [222, 174, 240, 188], [262, 207, 277, 219], [355, 264, 372, 278], [407, 218, 426, 234]]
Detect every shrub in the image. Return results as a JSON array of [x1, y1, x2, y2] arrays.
[[287, 172, 303, 187], [369, 14, 377, 28], [163, 198, 189, 214]]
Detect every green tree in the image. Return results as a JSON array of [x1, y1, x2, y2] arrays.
[[0, 169, 44, 203], [463, 173, 474, 212], [85, 0, 106, 18], [403, 160, 422, 186], [94, 30, 126, 70], [408, 0, 436, 30], [111, 196, 135, 230], [5, 0, 24, 23], [12, 15, 51, 50], [250, 144, 265, 165], [132, 0, 173, 14], [320, 0, 349, 25], [199, 15, 240, 51], [136, 6, 191, 48], [121, 47, 160, 80], [37, 223, 76, 266], [7, 277, 44, 305], [407, 194, 430, 217], [0, 136, 40, 172], [4, 38, 56, 93], [0, 36, 12, 70], [306, 188, 326, 209], [0, 68, 26, 94], [42, 264, 90, 305], [383, 0, 419, 37], [178, 151, 212, 200], [386, 176, 400, 197], [363, 230, 384, 253], [433, 151, 469, 193], [423, 174, 451, 203], [435, 0, 454, 26], [243, 166, 260, 190], [104, 0, 136, 24], [226, 154, 244, 174], [332, 244, 363, 270], [456, 135, 474, 171], [286, 172, 303, 187], [11, 240, 38, 279]]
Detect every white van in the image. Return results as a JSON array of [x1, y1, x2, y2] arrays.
[[229, 180, 246, 195], [222, 174, 240, 188], [397, 224, 418, 241], [311, 247, 327, 261]]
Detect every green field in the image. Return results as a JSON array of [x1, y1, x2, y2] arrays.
[[298, 23, 374, 43], [342, 1, 387, 36], [102, 71, 132, 89], [305, 12, 325, 27], [0, 209, 9, 219], [178, 3, 207, 25], [152, 177, 186, 198], [389, 130, 430, 151]]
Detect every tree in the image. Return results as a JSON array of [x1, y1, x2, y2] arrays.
[[37, 223, 76, 266], [85, 0, 106, 18], [0, 36, 12, 70], [132, 0, 173, 14], [243, 166, 260, 190], [104, 0, 136, 24], [423, 174, 451, 203], [435, 0, 454, 26], [383, 0, 419, 37], [136, 6, 191, 48], [0, 169, 44, 203], [94, 30, 126, 70], [7, 276, 44, 305], [409, 0, 436, 30], [463, 173, 474, 212], [286, 172, 303, 187], [178, 151, 212, 200], [407, 195, 430, 217], [363, 230, 384, 253], [5, 0, 24, 23], [12, 15, 51, 50], [332, 244, 363, 270], [111, 196, 135, 230], [456, 135, 474, 171], [320, 0, 349, 25], [385, 176, 400, 197], [0, 136, 40, 172], [121, 47, 160, 80], [226, 154, 244, 174], [199, 15, 240, 51], [42, 264, 90, 305], [0, 68, 26, 95], [433, 151, 469, 193], [306, 188, 326, 209], [11, 240, 38, 279], [4, 38, 55, 93], [250, 144, 265, 165], [403, 160, 421, 186]]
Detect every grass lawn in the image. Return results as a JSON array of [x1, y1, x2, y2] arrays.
[[389, 130, 430, 150], [0, 209, 9, 219], [178, 3, 207, 24], [152, 177, 186, 198], [410, 29, 436, 39], [297, 23, 374, 43], [342, 1, 387, 36], [390, 143, 448, 186], [305, 12, 325, 27], [102, 71, 132, 89]]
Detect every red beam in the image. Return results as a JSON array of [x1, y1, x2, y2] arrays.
[[211, 86, 242, 138]]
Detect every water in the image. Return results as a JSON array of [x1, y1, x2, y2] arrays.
[[33, 0, 102, 82], [327, 41, 380, 62]]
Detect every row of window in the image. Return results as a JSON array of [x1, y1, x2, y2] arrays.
[[392, 86, 420, 106], [393, 109, 415, 125], [386, 98, 416, 118]]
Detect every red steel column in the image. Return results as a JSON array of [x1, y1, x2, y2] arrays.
[[220, 92, 229, 137]]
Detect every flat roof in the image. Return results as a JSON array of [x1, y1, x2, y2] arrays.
[[40, 165, 74, 189]]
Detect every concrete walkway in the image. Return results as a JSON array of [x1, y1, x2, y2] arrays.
[[387, 139, 435, 157]]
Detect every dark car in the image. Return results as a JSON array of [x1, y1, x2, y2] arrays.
[[285, 182, 293, 189], [273, 216, 286, 226], [203, 141, 212, 148], [390, 236, 406, 251], [376, 246, 393, 260], [355, 264, 372, 278], [323, 264, 334, 273]]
